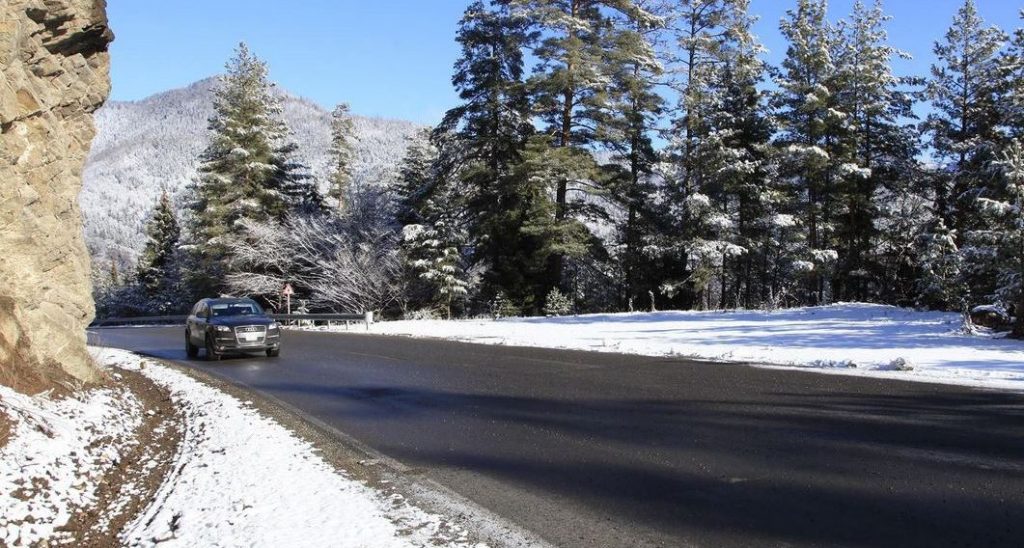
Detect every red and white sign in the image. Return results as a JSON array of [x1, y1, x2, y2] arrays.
[[282, 284, 295, 296]]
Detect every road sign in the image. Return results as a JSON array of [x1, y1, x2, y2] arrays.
[[282, 284, 294, 296]]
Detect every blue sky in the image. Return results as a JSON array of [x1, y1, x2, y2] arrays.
[[108, 0, 1021, 124]]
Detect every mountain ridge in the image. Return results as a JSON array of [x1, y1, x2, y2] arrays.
[[80, 77, 424, 276]]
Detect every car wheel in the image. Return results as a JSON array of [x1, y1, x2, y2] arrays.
[[186, 332, 199, 358], [266, 347, 280, 358], [205, 335, 221, 361]]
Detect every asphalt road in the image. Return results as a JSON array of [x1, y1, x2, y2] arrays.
[[89, 326, 1024, 548]]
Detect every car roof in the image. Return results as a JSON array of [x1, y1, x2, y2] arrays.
[[203, 298, 259, 305]]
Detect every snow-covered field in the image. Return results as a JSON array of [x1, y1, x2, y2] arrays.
[[1, 348, 483, 548], [309, 304, 1024, 391]]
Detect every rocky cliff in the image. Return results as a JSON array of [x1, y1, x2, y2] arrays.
[[0, 0, 113, 392]]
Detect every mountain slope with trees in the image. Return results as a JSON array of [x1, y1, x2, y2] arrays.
[[81, 77, 423, 277]]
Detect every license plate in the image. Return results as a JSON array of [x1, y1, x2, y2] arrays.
[[240, 333, 260, 342]]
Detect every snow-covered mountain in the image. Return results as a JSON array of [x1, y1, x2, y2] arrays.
[[80, 78, 423, 272]]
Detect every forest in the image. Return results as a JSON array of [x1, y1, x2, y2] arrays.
[[96, 0, 1024, 336]]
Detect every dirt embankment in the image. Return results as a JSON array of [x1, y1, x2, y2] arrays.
[[62, 368, 182, 546], [0, 412, 9, 450], [1, 365, 183, 546]]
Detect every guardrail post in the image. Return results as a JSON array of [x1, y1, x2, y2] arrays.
[[364, 311, 374, 330]]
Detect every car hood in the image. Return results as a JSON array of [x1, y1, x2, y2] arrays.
[[210, 316, 275, 327]]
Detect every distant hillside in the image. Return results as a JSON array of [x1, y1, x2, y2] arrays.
[[80, 78, 424, 273]]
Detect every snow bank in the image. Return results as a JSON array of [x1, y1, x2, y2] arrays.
[[0, 384, 143, 546], [90, 348, 479, 548], [314, 303, 1024, 391]]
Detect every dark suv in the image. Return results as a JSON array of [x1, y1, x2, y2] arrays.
[[186, 298, 281, 360]]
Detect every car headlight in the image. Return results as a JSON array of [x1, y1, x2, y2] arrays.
[[215, 325, 232, 332], [268, 322, 281, 331]]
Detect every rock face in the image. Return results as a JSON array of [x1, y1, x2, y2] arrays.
[[0, 0, 113, 392]]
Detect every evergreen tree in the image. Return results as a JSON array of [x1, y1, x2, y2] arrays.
[[396, 129, 473, 315], [137, 191, 181, 306], [1001, 12, 1024, 141], [663, 0, 734, 200], [602, 0, 666, 308], [505, 136, 593, 310], [923, 0, 1006, 238], [439, 1, 538, 301], [832, 0, 918, 301], [773, 0, 845, 305], [403, 222, 470, 320], [917, 217, 966, 312], [327, 103, 356, 212], [543, 287, 573, 315], [976, 141, 1024, 336], [687, 0, 776, 309], [188, 43, 319, 295], [502, 0, 661, 290]]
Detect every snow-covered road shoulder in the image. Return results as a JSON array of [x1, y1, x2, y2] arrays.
[[90, 348, 481, 548], [307, 303, 1024, 391]]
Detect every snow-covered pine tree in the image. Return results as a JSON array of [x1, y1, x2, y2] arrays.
[[1001, 12, 1024, 142], [543, 287, 573, 316], [403, 222, 470, 320], [975, 141, 1024, 336], [188, 43, 319, 296], [663, 0, 733, 199], [327, 103, 356, 212], [923, 0, 1006, 241], [832, 0, 918, 302], [773, 0, 846, 305], [917, 217, 967, 313], [684, 0, 777, 309], [395, 129, 473, 316], [136, 191, 181, 308]]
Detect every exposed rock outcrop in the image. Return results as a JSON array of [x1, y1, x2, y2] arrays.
[[0, 0, 113, 392]]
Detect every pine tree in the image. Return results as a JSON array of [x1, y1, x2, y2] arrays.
[[501, 0, 661, 290], [440, 1, 538, 302], [327, 103, 356, 212], [832, 0, 918, 301], [137, 191, 181, 305], [773, 0, 845, 305], [976, 141, 1024, 336], [543, 287, 573, 315], [189, 43, 319, 295], [923, 0, 1006, 238], [403, 222, 470, 320], [917, 217, 967, 312], [1001, 12, 1024, 141], [396, 129, 474, 315], [689, 0, 776, 309], [602, 0, 666, 308], [663, 0, 734, 200]]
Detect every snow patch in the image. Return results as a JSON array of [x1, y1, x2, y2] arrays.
[[89, 348, 481, 548], [301, 303, 1024, 391]]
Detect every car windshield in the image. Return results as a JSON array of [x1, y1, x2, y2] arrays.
[[210, 302, 262, 317]]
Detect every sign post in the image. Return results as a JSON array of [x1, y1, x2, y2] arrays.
[[282, 283, 295, 316]]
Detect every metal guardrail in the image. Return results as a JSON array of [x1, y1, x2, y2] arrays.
[[90, 312, 375, 329]]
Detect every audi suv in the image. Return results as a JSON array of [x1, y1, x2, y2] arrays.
[[186, 298, 281, 360]]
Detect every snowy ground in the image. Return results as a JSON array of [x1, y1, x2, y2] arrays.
[[0, 348, 484, 548], [304, 303, 1024, 391], [0, 382, 143, 546]]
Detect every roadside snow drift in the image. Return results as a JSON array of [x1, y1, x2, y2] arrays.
[[1, 348, 481, 548], [329, 304, 1024, 390], [90, 348, 479, 548]]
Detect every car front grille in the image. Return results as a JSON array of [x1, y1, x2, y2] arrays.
[[234, 325, 267, 346]]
